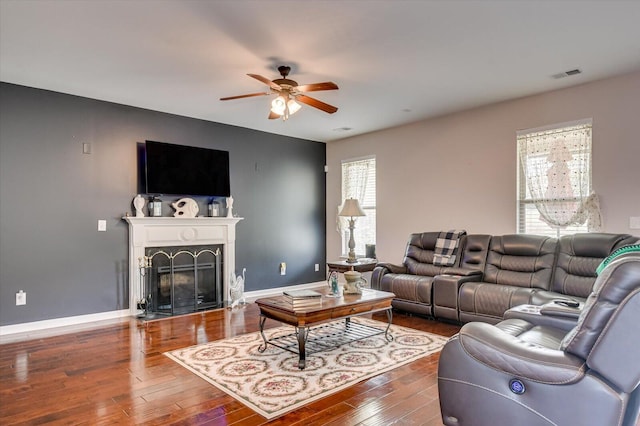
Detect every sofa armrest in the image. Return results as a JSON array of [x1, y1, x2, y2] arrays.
[[433, 272, 483, 321], [442, 267, 483, 277], [458, 322, 585, 384], [530, 290, 585, 306], [370, 263, 406, 290], [539, 301, 582, 319], [504, 304, 580, 331], [375, 262, 407, 274]]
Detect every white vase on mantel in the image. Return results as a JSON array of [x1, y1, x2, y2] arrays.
[[226, 196, 234, 218], [133, 194, 145, 217]]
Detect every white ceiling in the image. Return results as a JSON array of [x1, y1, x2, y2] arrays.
[[2, 1, 640, 143]]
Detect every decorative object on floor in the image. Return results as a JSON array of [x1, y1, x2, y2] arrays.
[[171, 197, 199, 218], [226, 196, 234, 217], [133, 194, 146, 217], [339, 198, 366, 263], [229, 268, 246, 308], [343, 270, 366, 294], [165, 317, 447, 420], [220, 65, 339, 121]]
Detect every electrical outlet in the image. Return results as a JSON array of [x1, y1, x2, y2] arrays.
[[314, 263, 319, 272], [280, 262, 286, 275], [630, 216, 640, 230], [16, 290, 26, 306]]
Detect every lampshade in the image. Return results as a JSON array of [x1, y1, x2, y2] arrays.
[[287, 99, 301, 114], [270, 96, 286, 115], [339, 198, 366, 217], [270, 96, 301, 119]]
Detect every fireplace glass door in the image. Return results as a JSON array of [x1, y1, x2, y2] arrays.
[[144, 245, 223, 316]]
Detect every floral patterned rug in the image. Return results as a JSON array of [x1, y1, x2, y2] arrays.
[[165, 317, 448, 419]]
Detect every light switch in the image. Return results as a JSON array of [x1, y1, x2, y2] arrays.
[[98, 220, 107, 231], [16, 290, 26, 306]]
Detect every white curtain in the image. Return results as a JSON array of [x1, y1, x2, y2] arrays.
[[517, 122, 602, 231], [337, 159, 370, 234]]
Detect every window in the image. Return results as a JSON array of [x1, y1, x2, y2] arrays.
[[517, 119, 599, 238], [341, 156, 376, 257]]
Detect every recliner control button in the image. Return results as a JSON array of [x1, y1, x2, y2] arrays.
[[509, 378, 526, 394]]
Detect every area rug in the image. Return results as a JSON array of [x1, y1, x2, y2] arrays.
[[165, 317, 448, 419]]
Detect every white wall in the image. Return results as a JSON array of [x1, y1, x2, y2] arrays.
[[326, 71, 640, 264]]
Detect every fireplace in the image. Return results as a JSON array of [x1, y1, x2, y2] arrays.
[[124, 216, 242, 317], [142, 245, 223, 316]]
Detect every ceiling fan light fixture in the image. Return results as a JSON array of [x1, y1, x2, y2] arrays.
[[270, 96, 286, 115], [222, 65, 338, 120], [287, 99, 301, 115], [270, 95, 301, 120]]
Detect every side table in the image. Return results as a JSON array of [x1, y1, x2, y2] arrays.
[[327, 259, 377, 274]]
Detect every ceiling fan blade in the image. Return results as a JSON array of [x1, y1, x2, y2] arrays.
[[296, 94, 338, 114], [248, 74, 282, 91], [268, 111, 280, 120], [220, 92, 270, 101], [296, 82, 339, 92]]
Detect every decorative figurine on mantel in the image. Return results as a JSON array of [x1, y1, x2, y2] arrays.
[[226, 196, 234, 218], [171, 198, 199, 218], [133, 194, 146, 217]]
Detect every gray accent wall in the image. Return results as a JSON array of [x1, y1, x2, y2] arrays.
[[0, 82, 326, 326]]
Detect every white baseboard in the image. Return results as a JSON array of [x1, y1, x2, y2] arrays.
[[0, 281, 328, 341], [0, 309, 131, 339]]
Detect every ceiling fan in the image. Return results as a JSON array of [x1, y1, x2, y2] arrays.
[[220, 66, 339, 120]]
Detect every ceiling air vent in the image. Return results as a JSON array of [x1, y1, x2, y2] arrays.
[[552, 69, 582, 79]]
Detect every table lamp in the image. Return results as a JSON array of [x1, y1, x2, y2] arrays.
[[339, 198, 366, 263]]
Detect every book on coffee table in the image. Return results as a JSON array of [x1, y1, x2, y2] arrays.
[[282, 289, 322, 299], [286, 299, 323, 309], [282, 289, 323, 308]]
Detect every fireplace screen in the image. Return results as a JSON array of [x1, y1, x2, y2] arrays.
[[140, 245, 224, 317]]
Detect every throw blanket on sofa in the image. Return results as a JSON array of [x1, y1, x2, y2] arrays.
[[433, 230, 467, 266]]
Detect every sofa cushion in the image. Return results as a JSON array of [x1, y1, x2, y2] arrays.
[[459, 282, 536, 320], [380, 273, 433, 305], [403, 232, 447, 277], [483, 234, 557, 289], [458, 234, 492, 271], [562, 252, 640, 361], [551, 233, 635, 298]]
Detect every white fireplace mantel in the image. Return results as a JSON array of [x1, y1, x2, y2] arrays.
[[123, 216, 243, 316]]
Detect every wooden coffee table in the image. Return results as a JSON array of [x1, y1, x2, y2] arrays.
[[255, 288, 395, 369]]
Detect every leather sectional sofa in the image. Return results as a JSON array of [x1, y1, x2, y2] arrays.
[[371, 232, 638, 324]]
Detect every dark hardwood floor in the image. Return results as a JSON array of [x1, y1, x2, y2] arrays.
[[0, 304, 460, 425]]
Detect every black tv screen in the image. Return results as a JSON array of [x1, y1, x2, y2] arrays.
[[144, 141, 231, 197]]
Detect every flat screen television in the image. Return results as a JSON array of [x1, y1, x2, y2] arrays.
[[144, 140, 231, 197]]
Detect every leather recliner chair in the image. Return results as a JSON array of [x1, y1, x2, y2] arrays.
[[437, 249, 640, 426]]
